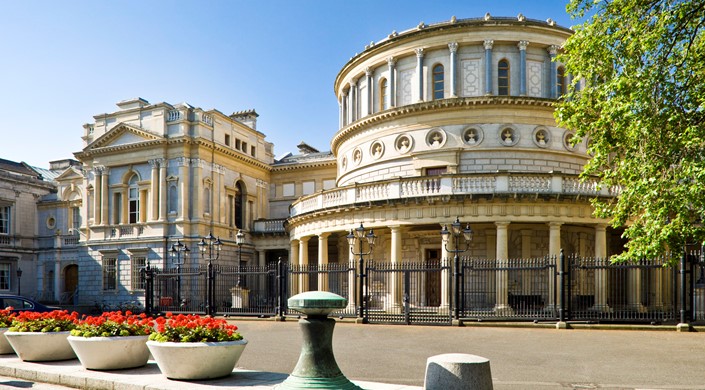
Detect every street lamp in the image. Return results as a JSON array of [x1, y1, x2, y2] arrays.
[[440, 217, 473, 320], [198, 232, 222, 316], [347, 223, 376, 319], [16, 268, 22, 296], [169, 239, 190, 307], [235, 230, 245, 287]]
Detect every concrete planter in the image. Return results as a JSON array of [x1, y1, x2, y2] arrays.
[[0, 328, 14, 354], [5, 331, 76, 362], [68, 335, 150, 370], [147, 339, 247, 380]]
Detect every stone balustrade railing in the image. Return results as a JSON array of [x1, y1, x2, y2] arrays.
[[290, 172, 618, 217], [253, 219, 287, 233]]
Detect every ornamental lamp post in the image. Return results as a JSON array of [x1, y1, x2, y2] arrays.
[[236, 229, 245, 287], [347, 223, 376, 320], [16, 267, 22, 296], [440, 217, 473, 320], [198, 232, 222, 316], [170, 239, 190, 307]]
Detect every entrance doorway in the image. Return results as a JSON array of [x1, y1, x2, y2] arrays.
[[64, 265, 78, 303], [425, 249, 441, 306]]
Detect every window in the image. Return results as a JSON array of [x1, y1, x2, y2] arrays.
[[432, 64, 444, 99], [131, 257, 146, 291], [242, 141, 248, 152], [228, 195, 235, 227], [0, 206, 10, 234], [322, 179, 335, 190], [0, 264, 9, 290], [282, 183, 295, 197], [380, 78, 389, 110], [302, 181, 315, 195], [114, 193, 122, 224], [204, 185, 211, 214], [225, 134, 231, 146], [557, 66, 566, 97], [498, 59, 510, 96], [235, 182, 244, 229], [235, 139, 241, 150], [168, 184, 178, 214], [128, 174, 139, 224], [251, 145, 256, 157], [426, 167, 447, 176], [71, 206, 81, 230], [102, 258, 117, 291]]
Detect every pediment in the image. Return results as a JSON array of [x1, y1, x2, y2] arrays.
[[55, 166, 84, 182], [86, 123, 163, 152]]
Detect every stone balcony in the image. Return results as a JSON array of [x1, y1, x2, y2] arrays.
[[290, 172, 619, 217]]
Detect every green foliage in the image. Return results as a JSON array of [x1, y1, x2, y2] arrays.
[[556, 0, 705, 261]]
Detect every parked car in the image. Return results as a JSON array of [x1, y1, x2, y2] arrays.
[[0, 295, 60, 313]]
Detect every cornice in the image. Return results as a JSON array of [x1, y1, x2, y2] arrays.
[[330, 96, 557, 154], [271, 159, 337, 172], [193, 139, 272, 171]]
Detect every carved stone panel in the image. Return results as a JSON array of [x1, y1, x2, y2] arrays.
[[461, 59, 481, 97], [527, 60, 544, 97], [399, 69, 414, 106]]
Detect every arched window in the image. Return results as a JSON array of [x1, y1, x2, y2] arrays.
[[168, 184, 178, 214], [235, 182, 244, 229], [432, 64, 444, 100], [498, 59, 510, 96], [128, 174, 139, 224], [203, 185, 211, 214], [557, 66, 566, 97], [379, 78, 389, 110]]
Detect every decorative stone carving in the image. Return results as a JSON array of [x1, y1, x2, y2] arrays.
[[517, 40, 529, 51], [415, 48, 424, 58], [395, 134, 413, 154], [400, 69, 413, 106], [341, 156, 347, 170], [483, 39, 494, 50], [462, 59, 481, 96], [426, 129, 446, 148], [450, 15, 457, 24], [517, 13, 525, 21], [527, 60, 543, 97], [463, 126, 484, 146], [370, 141, 385, 160], [484, 12, 491, 21], [563, 131, 578, 151], [352, 148, 363, 165], [387, 57, 396, 67], [533, 127, 550, 148], [500, 127, 519, 146], [448, 42, 458, 53], [547, 45, 559, 56]]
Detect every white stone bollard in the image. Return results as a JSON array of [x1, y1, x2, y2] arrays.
[[424, 353, 493, 390]]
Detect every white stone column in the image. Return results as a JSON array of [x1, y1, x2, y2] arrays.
[[518, 40, 528, 96], [484, 40, 494, 95], [100, 167, 109, 226], [149, 159, 159, 221], [365, 67, 373, 115], [258, 250, 266, 267], [347, 240, 357, 312], [349, 80, 357, 123], [387, 226, 403, 310], [387, 56, 396, 108], [179, 158, 190, 222], [94, 168, 102, 226], [341, 91, 348, 127], [593, 224, 610, 311], [290, 240, 299, 295], [495, 222, 512, 314], [159, 159, 168, 221], [448, 42, 458, 97], [415, 48, 424, 102], [547, 222, 563, 308], [298, 237, 310, 294], [317, 233, 330, 291]]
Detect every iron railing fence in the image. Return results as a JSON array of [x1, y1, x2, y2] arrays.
[[287, 263, 357, 318], [365, 260, 452, 325], [459, 257, 557, 320], [141, 251, 705, 325]]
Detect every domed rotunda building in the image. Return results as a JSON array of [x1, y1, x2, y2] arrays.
[[286, 15, 622, 316]]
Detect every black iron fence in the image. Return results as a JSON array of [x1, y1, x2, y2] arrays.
[[142, 252, 705, 325]]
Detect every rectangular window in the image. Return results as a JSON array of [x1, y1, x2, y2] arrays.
[[71, 207, 81, 230], [131, 257, 146, 291], [224, 134, 231, 146], [235, 139, 241, 150], [228, 195, 235, 227], [242, 141, 248, 152], [282, 183, 295, 197], [251, 145, 256, 157], [102, 258, 117, 291], [426, 167, 447, 176], [0, 206, 10, 234], [128, 188, 138, 224], [0, 263, 9, 290], [302, 181, 315, 195], [322, 179, 335, 190]]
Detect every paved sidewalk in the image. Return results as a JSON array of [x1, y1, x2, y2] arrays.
[[0, 354, 421, 390]]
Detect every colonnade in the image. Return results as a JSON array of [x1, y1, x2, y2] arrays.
[[339, 39, 565, 127], [289, 221, 611, 315]]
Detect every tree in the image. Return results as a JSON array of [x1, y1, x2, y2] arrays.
[[556, 0, 705, 261]]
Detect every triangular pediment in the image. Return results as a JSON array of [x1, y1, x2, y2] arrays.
[[86, 123, 163, 152], [55, 166, 84, 182]]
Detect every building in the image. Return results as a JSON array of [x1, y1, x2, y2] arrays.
[[3, 15, 635, 315]]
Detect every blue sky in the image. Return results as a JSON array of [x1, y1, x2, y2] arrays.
[[1, 1, 576, 167]]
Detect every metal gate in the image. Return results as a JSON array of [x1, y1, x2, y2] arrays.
[[365, 260, 452, 325]]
